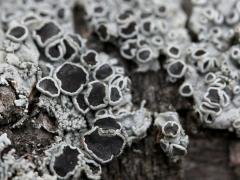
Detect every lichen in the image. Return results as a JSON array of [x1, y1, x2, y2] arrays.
[[0, 0, 155, 179], [80, 0, 190, 72], [154, 112, 189, 162]]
